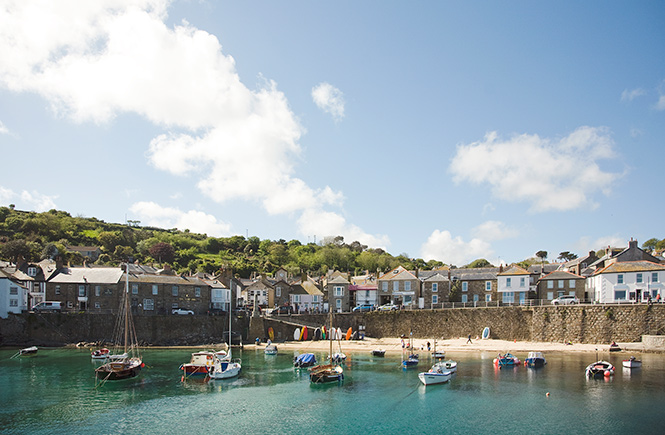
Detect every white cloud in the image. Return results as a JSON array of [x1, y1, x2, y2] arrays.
[[0, 120, 9, 135], [471, 220, 519, 242], [449, 127, 621, 212], [129, 201, 231, 236], [298, 208, 389, 250], [621, 88, 645, 102], [0, 185, 57, 211], [657, 80, 665, 111], [312, 82, 345, 121], [0, 1, 385, 249], [420, 229, 492, 266]]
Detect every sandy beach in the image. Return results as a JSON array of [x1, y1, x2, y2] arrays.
[[245, 336, 649, 355]]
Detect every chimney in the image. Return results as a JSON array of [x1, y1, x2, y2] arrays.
[[629, 239, 638, 250], [499, 264, 504, 273]]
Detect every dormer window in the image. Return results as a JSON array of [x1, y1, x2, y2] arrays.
[[28, 267, 37, 277]]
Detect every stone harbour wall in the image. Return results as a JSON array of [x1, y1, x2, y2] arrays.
[[2, 305, 664, 346]]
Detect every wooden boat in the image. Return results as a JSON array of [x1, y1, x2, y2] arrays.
[[585, 360, 615, 379], [19, 346, 38, 356], [418, 361, 453, 385], [95, 264, 143, 382], [493, 353, 520, 367], [622, 356, 642, 369], [180, 351, 215, 377], [372, 349, 386, 357], [309, 311, 344, 384], [524, 351, 547, 368]]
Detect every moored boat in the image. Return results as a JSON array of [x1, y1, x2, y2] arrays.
[[524, 351, 547, 368], [418, 362, 453, 385], [180, 351, 216, 377], [585, 360, 615, 379], [440, 359, 457, 372], [493, 352, 520, 367], [372, 349, 386, 357], [19, 346, 38, 356], [294, 353, 317, 368], [622, 356, 642, 369], [309, 310, 344, 384], [402, 353, 419, 369], [609, 342, 622, 352], [91, 348, 110, 360], [331, 352, 347, 364], [209, 349, 241, 379], [265, 344, 278, 355], [95, 263, 143, 382]]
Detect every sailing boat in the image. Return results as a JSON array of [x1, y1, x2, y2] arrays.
[[402, 332, 419, 369], [95, 263, 143, 381], [209, 304, 241, 379], [309, 310, 344, 384]]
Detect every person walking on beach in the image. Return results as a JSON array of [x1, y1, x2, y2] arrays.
[[466, 334, 472, 344]]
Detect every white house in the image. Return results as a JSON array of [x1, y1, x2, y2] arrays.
[[588, 261, 665, 303], [496, 266, 531, 304], [205, 278, 231, 312], [1, 269, 28, 318]]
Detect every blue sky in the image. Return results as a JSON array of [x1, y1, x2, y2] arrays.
[[1, 1, 664, 266]]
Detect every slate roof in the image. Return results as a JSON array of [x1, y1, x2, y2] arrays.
[[594, 261, 665, 275], [539, 270, 584, 280], [50, 267, 123, 284]]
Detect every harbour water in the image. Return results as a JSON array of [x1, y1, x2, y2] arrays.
[[2, 347, 664, 434]]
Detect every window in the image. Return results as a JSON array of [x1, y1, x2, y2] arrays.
[[78, 285, 86, 297], [94, 302, 100, 309], [172, 303, 179, 309], [195, 287, 201, 297], [405, 281, 411, 292], [617, 274, 623, 284], [461, 294, 468, 303], [67, 301, 73, 308], [336, 299, 342, 310], [547, 292, 554, 300], [506, 278, 511, 288], [365, 290, 370, 298], [313, 295, 319, 302], [10, 287, 18, 295], [152, 285, 158, 295], [334, 286, 344, 297], [547, 280, 553, 289], [614, 290, 626, 300], [485, 294, 491, 302], [276, 286, 281, 297], [558, 280, 564, 288], [393, 281, 399, 292], [636, 273, 643, 283], [652, 272, 659, 283], [473, 294, 479, 302], [143, 299, 154, 310], [557, 291, 564, 297], [569, 280, 575, 288], [432, 295, 438, 304], [28, 267, 37, 277], [293, 295, 300, 303], [502, 292, 514, 304], [95, 285, 101, 296], [520, 277, 525, 287], [519, 292, 526, 304], [382, 282, 388, 292], [10, 299, 18, 307], [132, 284, 138, 295], [568, 291, 576, 297], [485, 281, 491, 291], [462, 282, 468, 292], [55, 285, 61, 295], [432, 283, 438, 293]]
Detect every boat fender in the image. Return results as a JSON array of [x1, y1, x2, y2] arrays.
[[604, 370, 611, 377], [179, 364, 184, 371]]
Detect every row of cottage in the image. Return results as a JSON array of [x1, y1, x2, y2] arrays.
[[1, 239, 664, 318]]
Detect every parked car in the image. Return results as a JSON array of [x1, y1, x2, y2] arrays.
[[551, 295, 579, 305], [353, 304, 375, 312], [31, 301, 62, 312], [172, 308, 194, 315], [377, 303, 399, 311], [269, 305, 294, 315]]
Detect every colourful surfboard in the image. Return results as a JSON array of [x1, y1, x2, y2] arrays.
[[303, 326, 308, 340], [321, 326, 327, 340], [293, 328, 300, 341], [345, 327, 352, 340], [268, 327, 274, 341], [299, 327, 305, 341]]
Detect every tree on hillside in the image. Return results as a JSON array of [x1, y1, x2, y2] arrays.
[[149, 242, 175, 263], [465, 258, 492, 268], [643, 238, 660, 252], [0, 239, 32, 262], [535, 250, 548, 271], [557, 251, 578, 262]]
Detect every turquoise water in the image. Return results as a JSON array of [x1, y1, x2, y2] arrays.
[[2, 347, 664, 434]]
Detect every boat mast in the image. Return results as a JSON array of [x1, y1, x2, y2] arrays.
[[329, 309, 333, 362], [124, 262, 129, 354]]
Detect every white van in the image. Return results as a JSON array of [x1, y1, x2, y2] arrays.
[[31, 301, 62, 312]]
